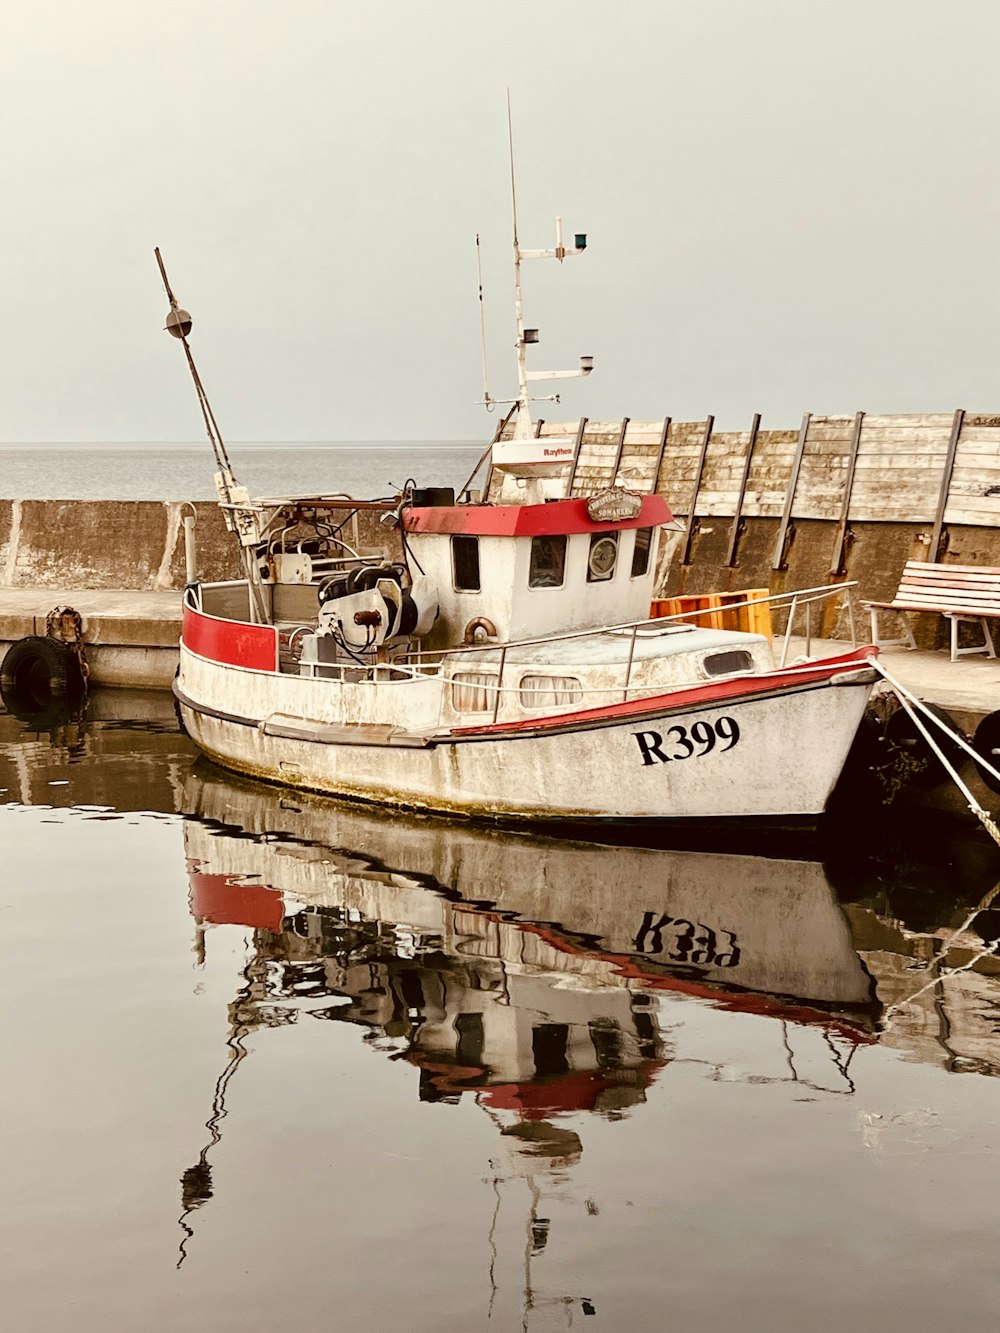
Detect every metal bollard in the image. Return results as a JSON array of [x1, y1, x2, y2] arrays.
[[183, 510, 197, 584]]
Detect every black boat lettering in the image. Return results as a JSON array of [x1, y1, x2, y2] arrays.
[[633, 716, 741, 765]]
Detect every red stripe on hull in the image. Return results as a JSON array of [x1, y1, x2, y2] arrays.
[[404, 494, 671, 537], [450, 646, 878, 737], [183, 603, 279, 672]]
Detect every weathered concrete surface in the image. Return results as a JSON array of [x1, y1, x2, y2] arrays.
[[0, 588, 181, 688], [0, 499, 403, 591], [0, 499, 236, 590]]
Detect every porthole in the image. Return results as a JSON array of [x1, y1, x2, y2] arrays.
[[587, 533, 618, 582], [702, 649, 754, 678]]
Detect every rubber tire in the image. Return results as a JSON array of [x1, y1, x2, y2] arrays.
[[883, 700, 966, 786], [0, 636, 83, 713], [973, 711, 1000, 796]]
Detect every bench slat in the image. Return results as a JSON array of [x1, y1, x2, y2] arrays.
[[899, 561, 1000, 576], [890, 589, 1000, 605]]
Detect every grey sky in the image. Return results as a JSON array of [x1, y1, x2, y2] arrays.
[[1, 0, 998, 443]]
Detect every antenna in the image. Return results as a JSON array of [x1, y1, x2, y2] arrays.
[[502, 96, 593, 441], [475, 234, 494, 410]]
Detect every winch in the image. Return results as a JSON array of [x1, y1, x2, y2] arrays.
[[299, 565, 438, 675]]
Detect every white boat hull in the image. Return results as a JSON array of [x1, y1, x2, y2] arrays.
[[177, 645, 876, 824]]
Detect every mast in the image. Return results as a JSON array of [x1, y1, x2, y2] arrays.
[[155, 249, 268, 623], [494, 95, 594, 473]]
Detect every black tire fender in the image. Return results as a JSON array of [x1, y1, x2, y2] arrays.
[[0, 636, 83, 712], [973, 711, 1000, 796], [883, 700, 966, 786]]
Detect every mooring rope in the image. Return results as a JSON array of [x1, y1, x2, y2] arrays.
[[872, 659, 1000, 848]]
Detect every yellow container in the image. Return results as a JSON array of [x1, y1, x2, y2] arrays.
[[651, 589, 772, 640]]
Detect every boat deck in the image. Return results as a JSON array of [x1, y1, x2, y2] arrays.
[[2, 586, 1000, 718]]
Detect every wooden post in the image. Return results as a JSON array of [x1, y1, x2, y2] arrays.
[[929, 408, 965, 561], [533, 418, 545, 438], [829, 411, 865, 575], [611, 417, 630, 486], [724, 412, 761, 568], [772, 413, 811, 571], [650, 417, 671, 496], [565, 416, 588, 497], [680, 416, 714, 566]]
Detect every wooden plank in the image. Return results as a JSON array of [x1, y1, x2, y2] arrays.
[[856, 413, 956, 429], [853, 453, 949, 470], [942, 505, 1000, 524], [900, 560, 1000, 575]]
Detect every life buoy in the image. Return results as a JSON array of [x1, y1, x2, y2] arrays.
[[0, 636, 84, 714]]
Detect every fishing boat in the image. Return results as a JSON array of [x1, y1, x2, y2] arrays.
[[160, 183, 878, 829]]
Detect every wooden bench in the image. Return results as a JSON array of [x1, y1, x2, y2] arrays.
[[864, 560, 1000, 662]]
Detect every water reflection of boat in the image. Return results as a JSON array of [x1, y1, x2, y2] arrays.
[[175, 764, 1000, 1292], [175, 763, 879, 1273], [182, 765, 878, 1028]]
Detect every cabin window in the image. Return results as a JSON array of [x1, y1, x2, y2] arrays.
[[451, 671, 497, 711], [631, 527, 653, 578], [702, 649, 754, 678], [587, 532, 619, 582], [451, 535, 480, 591], [528, 534, 567, 588], [518, 675, 583, 709]]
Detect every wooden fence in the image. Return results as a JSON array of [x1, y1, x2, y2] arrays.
[[501, 411, 1000, 552]]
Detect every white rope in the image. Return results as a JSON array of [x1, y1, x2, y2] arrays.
[[872, 658, 1000, 847]]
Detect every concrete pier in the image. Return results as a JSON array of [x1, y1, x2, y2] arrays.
[[0, 588, 181, 688]]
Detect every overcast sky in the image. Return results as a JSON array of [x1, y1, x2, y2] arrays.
[[1, 0, 998, 443]]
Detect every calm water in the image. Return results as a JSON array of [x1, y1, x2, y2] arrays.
[[3, 694, 1000, 1332], [0, 441, 485, 500]]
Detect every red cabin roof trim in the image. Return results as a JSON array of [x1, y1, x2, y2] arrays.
[[403, 495, 672, 537]]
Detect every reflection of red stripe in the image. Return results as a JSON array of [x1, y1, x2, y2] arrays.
[[407, 1055, 662, 1117], [188, 869, 285, 933], [404, 495, 671, 537], [481, 1068, 656, 1118], [451, 646, 878, 737], [183, 603, 278, 672]]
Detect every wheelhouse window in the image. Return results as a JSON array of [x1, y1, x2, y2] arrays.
[[518, 675, 583, 709], [631, 527, 653, 578], [451, 535, 480, 591], [587, 532, 619, 583], [528, 535, 567, 588], [702, 649, 754, 678]]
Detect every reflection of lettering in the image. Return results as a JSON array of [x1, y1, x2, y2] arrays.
[[634, 716, 741, 765], [633, 911, 741, 967]]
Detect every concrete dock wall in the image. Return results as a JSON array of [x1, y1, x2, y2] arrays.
[[0, 499, 237, 590]]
